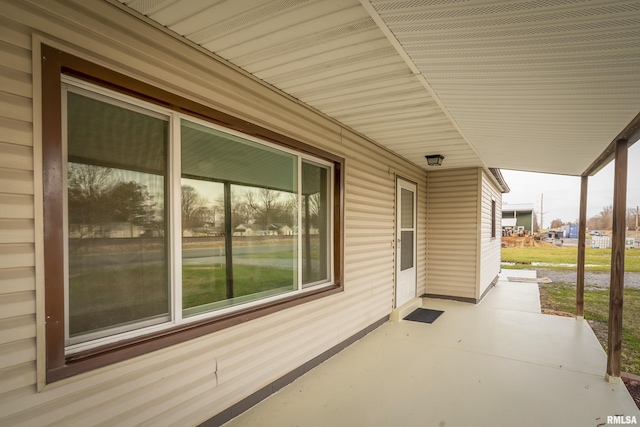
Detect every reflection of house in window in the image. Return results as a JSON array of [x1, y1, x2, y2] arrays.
[[278, 225, 293, 235], [234, 224, 253, 236]]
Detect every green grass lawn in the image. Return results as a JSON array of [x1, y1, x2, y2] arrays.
[[181, 264, 295, 310], [539, 282, 640, 375], [502, 246, 640, 272]]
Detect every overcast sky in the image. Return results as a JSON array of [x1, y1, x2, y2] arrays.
[[502, 142, 640, 228]]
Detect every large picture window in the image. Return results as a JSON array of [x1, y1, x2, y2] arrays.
[[42, 45, 343, 382]]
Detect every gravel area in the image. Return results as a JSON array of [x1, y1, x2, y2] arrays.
[[536, 269, 640, 289]]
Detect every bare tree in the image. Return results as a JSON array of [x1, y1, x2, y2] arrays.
[[244, 190, 260, 218], [626, 208, 637, 231], [600, 205, 613, 230], [259, 188, 281, 225], [68, 164, 115, 237], [193, 206, 216, 226], [587, 205, 615, 231], [228, 189, 252, 229], [68, 163, 114, 199], [284, 193, 298, 227], [245, 188, 285, 227], [182, 185, 207, 231], [549, 218, 564, 229]]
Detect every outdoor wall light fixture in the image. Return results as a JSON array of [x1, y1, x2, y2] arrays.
[[425, 154, 444, 166]]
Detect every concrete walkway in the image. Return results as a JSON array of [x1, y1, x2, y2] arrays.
[[224, 271, 640, 426]]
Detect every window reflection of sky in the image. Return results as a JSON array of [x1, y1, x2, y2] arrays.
[[182, 177, 224, 206]]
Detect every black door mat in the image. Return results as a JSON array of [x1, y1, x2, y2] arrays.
[[403, 308, 444, 324]]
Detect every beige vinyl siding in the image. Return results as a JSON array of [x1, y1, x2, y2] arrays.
[[426, 168, 479, 300], [0, 1, 427, 425], [0, 4, 38, 420], [478, 171, 503, 299]]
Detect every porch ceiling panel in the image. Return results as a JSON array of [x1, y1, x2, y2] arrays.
[[116, 0, 481, 171], [369, 0, 640, 175], [116, 0, 640, 175]]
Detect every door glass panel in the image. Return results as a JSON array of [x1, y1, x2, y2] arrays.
[[401, 230, 414, 271], [401, 188, 414, 228]]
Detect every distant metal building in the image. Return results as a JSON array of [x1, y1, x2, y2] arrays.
[[502, 203, 535, 233]]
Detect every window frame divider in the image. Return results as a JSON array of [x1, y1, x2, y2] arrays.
[[171, 114, 183, 325], [297, 157, 303, 291]]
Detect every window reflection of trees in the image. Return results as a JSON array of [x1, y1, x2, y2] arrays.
[[181, 184, 220, 234], [180, 184, 298, 237], [237, 186, 297, 233], [67, 163, 164, 239]]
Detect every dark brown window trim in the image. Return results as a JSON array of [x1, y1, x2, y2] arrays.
[[42, 44, 345, 383]]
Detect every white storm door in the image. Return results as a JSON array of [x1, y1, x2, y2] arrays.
[[396, 178, 417, 307]]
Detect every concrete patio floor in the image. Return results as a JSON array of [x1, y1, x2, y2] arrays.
[[223, 271, 640, 426]]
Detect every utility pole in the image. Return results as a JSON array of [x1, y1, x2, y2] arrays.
[[636, 205, 639, 232], [540, 193, 544, 230]]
